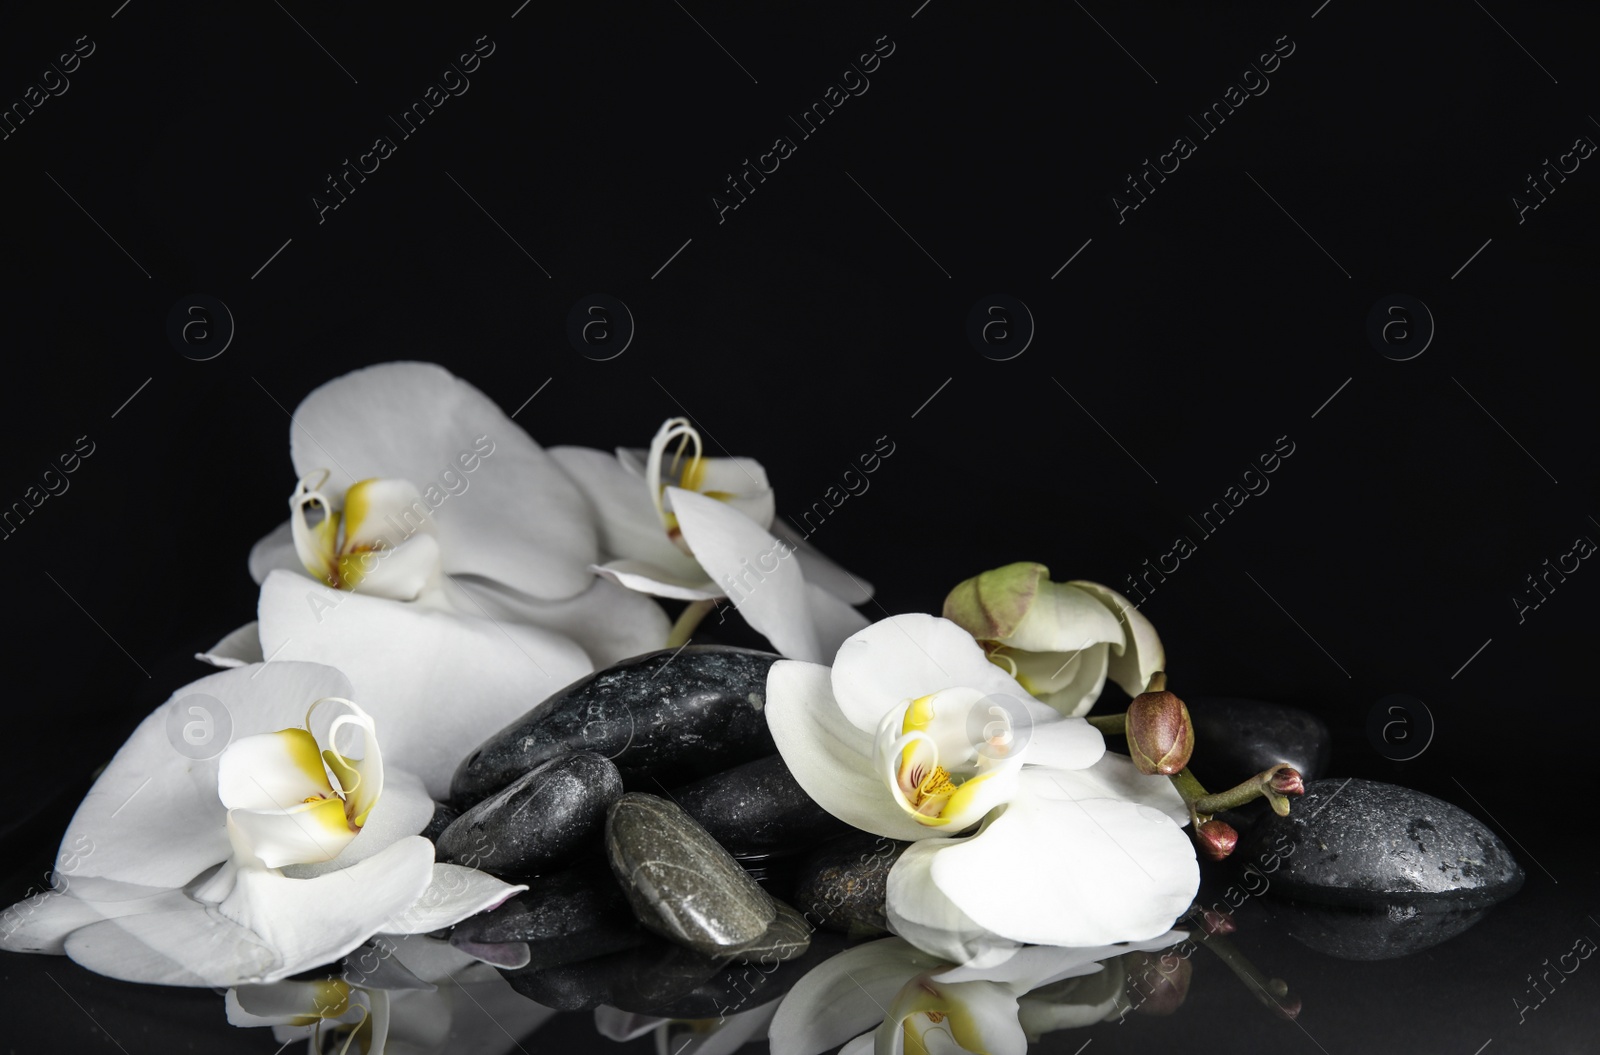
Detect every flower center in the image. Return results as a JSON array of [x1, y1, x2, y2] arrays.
[[644, 418, 740, 553], [876, 689, 1024, 830]]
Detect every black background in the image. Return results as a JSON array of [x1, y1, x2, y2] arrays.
[[2, 1, 1596, 1051]]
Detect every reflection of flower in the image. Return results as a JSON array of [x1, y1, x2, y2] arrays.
[[596, 1002, 778, 1055], [766, 614, 1197, 964], [770, 932, 1184, 1055], [943, 563, 1161, 717], [550, 417, 872, 662], [201, 362, 670, 795], [227, 934, 555, 1055], [0, 663, 521, 986]]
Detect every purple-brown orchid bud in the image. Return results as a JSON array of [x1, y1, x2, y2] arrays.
[[1123, 950, 1192, 1016], [1125, 673, 1194, 776], [1196, 819, 1238, 861], [1268, 766, 1305, 797]]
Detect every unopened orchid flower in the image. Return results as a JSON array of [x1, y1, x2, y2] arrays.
[[201, 362, 670, 795], [549, 416, 872, 663], [943, 563, 1163, 717], [769, 932, 1185, 1055], [765, 614, 1198, 965], [0, 662, 520, 987]]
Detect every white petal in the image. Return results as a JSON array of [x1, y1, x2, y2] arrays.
[[670, 487, 826, 662], [548, 445, 706, 581], [770, 524, 874, 604], [765, 661, 942, 842], [65, 837, 437, 986], [217, 729, 335, 812], [678, 1002, 779, 1055], [257, 570, 592, 798], [1004, 581, 1122, 654], [768, 938, 943, 1055], [1010, 644, 1110, 719], [0, 881, 189, 956], [381, 865, 526, 935], [249, 520, 303, 585], [58, 662, 355, 890], [594, 1007, 665, 1042], [446, 574, 669, 667], [196, 622, 264, 668], [287, 362, 598, 601], [592, 558, 723, 601], [227, 798, 357, 868], [927, 770, 1199, 948], [933, 930, 1185, 989], [875, 977, 1029, 1055], [831, 615, 1033, 735], [1017, 712, 1105, 772], [227, 979, 355, 1026], [804, 582, 870, 661], [1068, 581, 1164, 698], [886, 838, 1022, 967], [1049, 753, 1191, 826]]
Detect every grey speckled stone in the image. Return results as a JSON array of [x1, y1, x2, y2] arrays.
[[451, 646, 779, 805], [671, 754, 852, 857], [1186, 697, 1331, 787], [449, 861, 643, 970], [1239, 778, 1524, 909], [436, 752, 622, 877], [607, 793, 776, 956], [792, 832, 910, 934], [731, 899, 811, 965], [1264, 899, 1491, 961]]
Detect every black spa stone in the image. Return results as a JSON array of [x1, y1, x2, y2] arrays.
[[792, 831, 910, 934], [504, 935, 729, 1013], [1185, 697, 1332, 787], [450, 645, 780, 804], [420, 801, 459, 843], [1238, 778, 1524, 909], [449, 861, 643, 970], [435, 752, 622, 877], [670, 754, 852, 857]]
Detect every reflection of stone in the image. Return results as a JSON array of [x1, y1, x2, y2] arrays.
[[792, 831, 909, 934], [1239, 778, 1523, 908], [450, 646, 779, 805], [606, 793, 776, 956], [449, 860, 643, 970], [670, 754, 851, 857], [505, 934, 727, 1012], [1185, 697, 1331, 786], [437, 752, 622, 877], [1266, 899, 1490, 961]]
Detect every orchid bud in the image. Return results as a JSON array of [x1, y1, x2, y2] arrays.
[[942, 561, 1048, 643], [1125, 676, 1194, 776], [1123, 950, 1192, 1016], [1199, 908, 1236, 936], [1196, 819, 1238, 861], [1268, 766, 1305, 797]]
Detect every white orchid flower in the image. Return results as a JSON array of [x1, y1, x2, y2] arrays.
[[765, 614, 1198, 963], [595, 1002, 779, 1055], [549, 417, 872, 663], [0, 662, 522, 987], [944, 564, 1163, 717], [229, 934, 555, 1055], [769, 932, 1184, 1055], [200, 362, 670, 796]]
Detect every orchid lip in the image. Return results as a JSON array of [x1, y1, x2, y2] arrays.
[[874, 689, 1025, 829]]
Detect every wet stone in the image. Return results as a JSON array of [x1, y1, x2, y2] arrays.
[[792, 831, 910, 934], [450, 861, 643, 971], [731, 899, 811, 965], [606, 792, 776, 956], [451, 646, 779, 805], [436, 752, 622, 877], [671, 754, 852, 857], [643, 925, 852, 1019], [420, 801, 459, 843], [1262, 899, 1491, 961], [1239, 778, 1524, 909], [1186, 697, 1331, 787]]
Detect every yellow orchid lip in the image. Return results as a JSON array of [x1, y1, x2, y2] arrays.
[[289, 473, 439, 597], [881, 691, 1017, 828]]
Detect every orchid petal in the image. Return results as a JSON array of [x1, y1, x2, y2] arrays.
[[591, 558, 722, 601], [885, 837, 1022, 968], [381, 865, 527, 935], [58, 662, 354, 890], [249, 519, 302, 585], [196, 622, 264, 668], [1015, 710, 1105, 772], [874, 974, 1029, 1055], [446, 573, 671, 668], [1068, 581, 1165, 698], [925, 770, 1198, 948], [257, 569, 592, 798], [549, 445, 706, 580], [804, 582, 870, 663], [768, 938, 945, 1055], [831, 615, 1032, 735], [594, 1007, 665, 1042], [287, 361, 597, 601], [226, 979, 353, 1026], [765, 660, 937, 842], [770, 524, 874, 605], [217, 729, 335, 812], [1008, 643, 1110, 719], [1055, 753, 1191, 827], [64, 837, 437, 986], [670, 486, 827, 662], [1004, 581, 1123, 654], [227, 798, 357, 868], [282, 768, 433, 878]]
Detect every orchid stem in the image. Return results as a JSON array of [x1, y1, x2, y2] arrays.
[[666, 599, 716, 648], [1087, 713, 1127, 735]]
